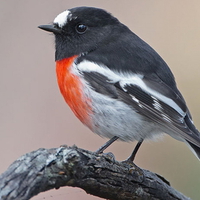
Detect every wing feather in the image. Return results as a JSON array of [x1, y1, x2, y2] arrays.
[[82, 70, 200, 147]]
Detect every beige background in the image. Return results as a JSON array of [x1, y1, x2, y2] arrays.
[[1, 1, 200, 199]]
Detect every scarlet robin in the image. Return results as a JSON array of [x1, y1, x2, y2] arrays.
[[39, 6, 200, 161]]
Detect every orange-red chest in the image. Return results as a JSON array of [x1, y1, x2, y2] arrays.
[[56, 56, 92, 127]]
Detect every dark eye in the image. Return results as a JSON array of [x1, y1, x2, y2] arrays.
[[75, 24, 88, 34]]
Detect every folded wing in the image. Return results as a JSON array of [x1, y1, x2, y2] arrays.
[[83, 70, 200, 150]]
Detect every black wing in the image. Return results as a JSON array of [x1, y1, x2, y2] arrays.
[[83, 71, 200, 148]]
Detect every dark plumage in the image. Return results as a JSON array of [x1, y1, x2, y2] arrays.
[[39, 6, 200, 160]]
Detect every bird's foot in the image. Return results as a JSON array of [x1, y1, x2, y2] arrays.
[[122, 159, 144, 182]]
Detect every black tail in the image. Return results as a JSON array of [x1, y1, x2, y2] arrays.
[[184, 114, 200, 159], [187, 141, 200, 159]]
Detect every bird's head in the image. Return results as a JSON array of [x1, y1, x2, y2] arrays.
[[39, 6, 120, 61]]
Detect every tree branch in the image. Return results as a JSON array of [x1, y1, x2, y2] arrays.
[[0, 145, 190, 200]]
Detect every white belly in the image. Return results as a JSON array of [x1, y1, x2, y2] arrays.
[[85, 85, 163, 142]]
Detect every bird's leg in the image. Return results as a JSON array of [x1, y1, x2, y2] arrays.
[[126, 139, 144, 162], [122, 139, 144, 181], [96, 136, 119, 154]]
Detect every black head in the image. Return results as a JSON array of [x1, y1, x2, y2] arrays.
[[39, 6, 120, 61]]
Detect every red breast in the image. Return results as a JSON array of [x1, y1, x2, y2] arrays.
[[56, 56, 92, 128]]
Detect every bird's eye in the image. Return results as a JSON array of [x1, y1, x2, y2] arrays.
[[75, 24, 88, 34]]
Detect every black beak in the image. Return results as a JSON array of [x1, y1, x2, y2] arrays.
[[38, 24, 62, 34]]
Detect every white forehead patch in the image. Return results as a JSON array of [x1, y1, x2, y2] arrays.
[[53, 10, 71, 28]]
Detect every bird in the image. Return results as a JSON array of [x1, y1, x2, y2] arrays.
[[39, 6, 200, 161]]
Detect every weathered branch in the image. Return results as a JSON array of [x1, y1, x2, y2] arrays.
[[0, 145, 190, 200]]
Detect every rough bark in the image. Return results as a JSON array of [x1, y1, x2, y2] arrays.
[[0, 145, 190, 200]]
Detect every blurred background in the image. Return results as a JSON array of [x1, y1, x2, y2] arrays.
[[0, 0, 200, 199]]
